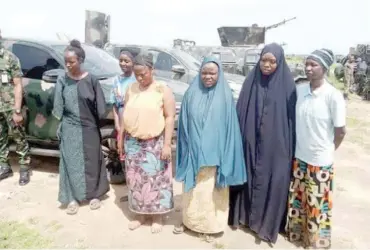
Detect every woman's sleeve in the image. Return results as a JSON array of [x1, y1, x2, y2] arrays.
[[287, 84, 297, 160], [52, 76, 64, 120]]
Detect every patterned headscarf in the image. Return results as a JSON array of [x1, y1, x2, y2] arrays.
[[307, 48, 334, 70]]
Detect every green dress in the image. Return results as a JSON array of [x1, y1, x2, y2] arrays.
[[52, 74, 109, 204]]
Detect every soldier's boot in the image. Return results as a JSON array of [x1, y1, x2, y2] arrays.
[[19, 166, 30, 186], [0, 162, 13, 181]]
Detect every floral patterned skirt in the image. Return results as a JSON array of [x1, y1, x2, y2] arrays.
[[124, 133, 174, 214]]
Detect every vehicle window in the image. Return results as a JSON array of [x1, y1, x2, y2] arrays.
[[246, 55, 259, 63], [172, 49, 201, 70], [221, 52, 236, 63], [12, 44, 61, 80], [52, 44, 121, 78], [150, 50, 180, 71]]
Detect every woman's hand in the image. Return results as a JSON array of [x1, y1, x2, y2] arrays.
[[117, 135, 124, 157], [161, 144, 172, 161]]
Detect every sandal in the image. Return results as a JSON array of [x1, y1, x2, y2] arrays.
[[89, 198, 101, 210], [120, 195, 128, 202], [173, 223, 186, 234], [66, 201, 79, 215]]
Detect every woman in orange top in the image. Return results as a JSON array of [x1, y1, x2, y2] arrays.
[[117, 54, 176, 234]]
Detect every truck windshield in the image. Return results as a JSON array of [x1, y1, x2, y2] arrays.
[[52, 44, 122, 78]]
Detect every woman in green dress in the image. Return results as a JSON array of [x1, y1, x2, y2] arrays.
[[52, 39, 109, 215]]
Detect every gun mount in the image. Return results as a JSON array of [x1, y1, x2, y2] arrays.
[[85, 10, 111, 49], [217, 17, 296, 47]]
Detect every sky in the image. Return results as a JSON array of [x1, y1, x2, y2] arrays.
[[1, 0, 369, 54]]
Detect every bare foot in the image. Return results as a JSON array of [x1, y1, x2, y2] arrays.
[[151, 215, 163, 234], [128, 215, 145, 230]]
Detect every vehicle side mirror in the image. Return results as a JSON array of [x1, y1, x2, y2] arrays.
[[42, 69, 65, 83], [171, 65, 186, 74]]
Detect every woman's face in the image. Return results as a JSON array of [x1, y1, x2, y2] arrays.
[[259, 52, 277, 76], [134, 65, 153, 87], [64, 51, 80, 75], [119, 54, 133, 74], [201, 62, 219, 88], [305, 58, 325, 81]]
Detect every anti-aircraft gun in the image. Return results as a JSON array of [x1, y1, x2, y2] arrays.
[[173, 39, 196, 50], [217, 17, 299, 77], [85, 10, 111, 49]]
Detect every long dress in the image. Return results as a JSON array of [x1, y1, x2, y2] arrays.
[[228, 43, 296, 243], [122, 81, 174, 214], [176, 57, 247, 234], [52, 74, 109, 204]]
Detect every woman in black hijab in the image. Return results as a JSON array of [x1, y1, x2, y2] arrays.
[[228, 43, 297, 244]]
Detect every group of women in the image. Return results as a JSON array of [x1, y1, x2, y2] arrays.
[[53, 39, 346, 249]]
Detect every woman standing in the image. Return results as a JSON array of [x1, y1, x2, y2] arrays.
[[110, 50, 136, 136], [173, 57, 247, 239], [117, 54, 176, 234], [286, 49, 346, 249], [228, 43, 297, 244], [53, 39, 109, 215]]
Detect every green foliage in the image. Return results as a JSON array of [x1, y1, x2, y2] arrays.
[[0, 220, 52, 249]]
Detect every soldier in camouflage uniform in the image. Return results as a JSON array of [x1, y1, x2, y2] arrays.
[[0, 30, 31, 185], [343, 54, 356, 99]]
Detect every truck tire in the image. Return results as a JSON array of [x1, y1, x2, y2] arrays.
[[100, 126, 125, 185]]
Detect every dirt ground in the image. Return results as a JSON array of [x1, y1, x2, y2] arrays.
[[1, 96, 370, 249]]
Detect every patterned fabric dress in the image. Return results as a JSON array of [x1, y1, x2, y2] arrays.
[[122, 81, 174, 215], [53, 74, 109, 205], [124, 133, 173, 214], [286, 158, 333, 249]]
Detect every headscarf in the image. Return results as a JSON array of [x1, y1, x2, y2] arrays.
[[236, 43, 296, 174], [306, 48, 334, 70], [176, 56, 247, 192], [120, 50, 135, 62]]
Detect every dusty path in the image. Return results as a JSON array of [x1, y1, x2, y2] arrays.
[[0, 97, 369, 249]]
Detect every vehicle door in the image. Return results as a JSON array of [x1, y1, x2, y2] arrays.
[[11, 43, 63, 140]]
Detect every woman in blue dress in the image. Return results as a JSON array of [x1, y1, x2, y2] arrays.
[[110, 51, 137, 138]]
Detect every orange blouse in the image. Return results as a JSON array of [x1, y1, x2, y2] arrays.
[[122, 81, 166, 139]]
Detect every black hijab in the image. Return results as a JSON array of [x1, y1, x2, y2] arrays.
[[236, 43, 296, 169]]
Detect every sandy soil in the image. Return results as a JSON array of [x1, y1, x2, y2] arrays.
[[1, 97, 369, 249]]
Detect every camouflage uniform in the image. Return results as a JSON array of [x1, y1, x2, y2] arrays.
[[0, 46, 31, 171], [343, 61, 355, 95]]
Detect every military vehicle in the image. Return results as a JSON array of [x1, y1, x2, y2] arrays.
[[216, 17, 306, 80], [105, 44, 245, 100], [172, 39, 240, 75], [0, 37, 186, 183]]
